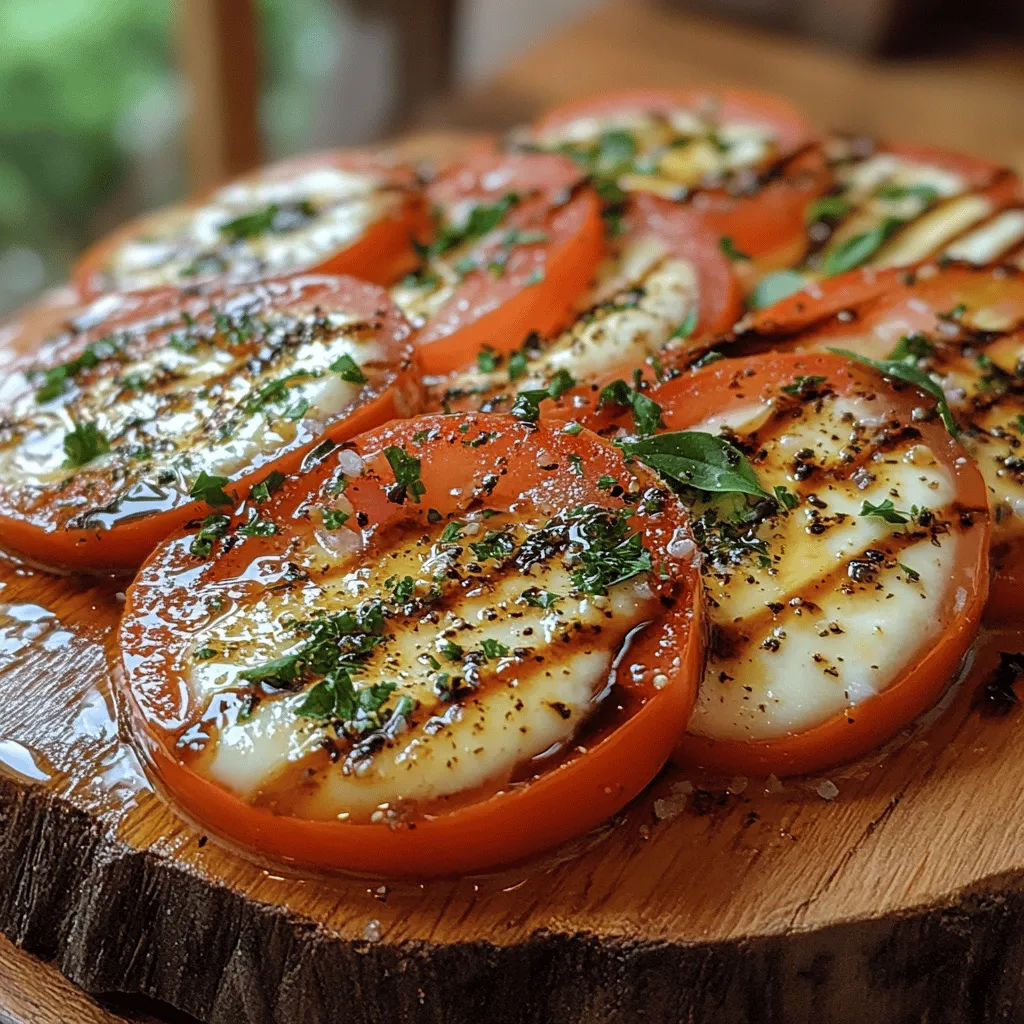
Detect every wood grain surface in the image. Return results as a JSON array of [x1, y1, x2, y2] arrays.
[[5, 4, 1024, 1023]]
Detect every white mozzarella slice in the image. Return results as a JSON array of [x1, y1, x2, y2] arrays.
[[434, 237, 698, 405], [184, 509, 659, 820], [943, 210, 1024, 265], [835, 154, 966, 205], [106, 167, 398, 292], [0, 308, 381, 506], [686, 389, 968, 742], [872, 194, 993, 268]]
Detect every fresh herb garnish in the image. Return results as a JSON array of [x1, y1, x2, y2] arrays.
[[669, 308, 698, 341], [719, 236, 750, 262], [428, 193, 521, 260], [189, 471, 233, 507], [829, 347, 958, 435], [387, 576, 416, 602], [781, 375, 828, 398], [823, 217, 903, 276], [62, 422, 110, 467], [439, 520, 465, 543], [469, 529, 516, 562], [32, 335, 122, 403], [860, 498, 910, 524], [237, 508, 278, 537], [477, 348, 499, 373], [521, 587, 560, 608], [618, 431, 769, 499], [383, 446, 425, 504], [219, 200, 316, 242], [330, 353, 368, 384], [888, 333, 934, 361], [507, 349, 529, 381], [876, 183, 939, 204], [598, 375, 663, 435], [440, 639, 464, 662], [480, 638, 509, 660], [320, 507, 349, 529], [190, 513, 230, 557], [805, 195, 851, 224], [773, 484, 799, 510], [899, 562, 921, 582], [250, 470, 285, 504], [563, 504, 651, 596]]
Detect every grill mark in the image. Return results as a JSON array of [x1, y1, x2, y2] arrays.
[[709, 511, 961, 651]]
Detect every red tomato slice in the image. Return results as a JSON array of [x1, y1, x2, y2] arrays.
[[0, 276, 418, 574], [423, 191, 743, 416], [393, 151, 605, 375], [73, 151, 430, 297], [120, 414, 705, 875], [529, 88, 827, 272], [736, 265, 1024, 623], [625, 352, 988, 776]]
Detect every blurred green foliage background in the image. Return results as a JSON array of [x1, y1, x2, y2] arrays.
[[0, 0, 341, 314]]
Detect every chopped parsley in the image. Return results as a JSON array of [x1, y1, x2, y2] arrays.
[[480, 638, 509, 660], [190, 513, 230, 557], [428, 192, 521, 260], [507, 349, 529, 381], [563, 505, 651, 596], [440, 640, 464, 662], [859, 498, 910, 524], [32, 334, 122, 403], [439, 520, 465, 543], [718, 236, 750, 262], [469, 529, 516, 562], [236, 508, 278, 537], [477, 348, 499, 373], [773, 484, 799, 510], [781, 375, 828, 398], [62, 422, 110, 468], [899, 562, 921, 583], [383, 446, 425, 504], [805, 195, 851, 224], [330, 353, 368, 384], [598, 375, 663, 435], [250, 470, 285, 504], [320, 507, 349, 529], [521, 587, 560, 608], [888, 333, 934, 362], [387, 575, 416, 602], [189, 471, 233, 507]]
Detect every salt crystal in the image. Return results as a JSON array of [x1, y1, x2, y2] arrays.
[[816, 779, 839, 801], [363, 919, 382, 943], [728, 776, 748, 795], [764, 774, 784, 795]]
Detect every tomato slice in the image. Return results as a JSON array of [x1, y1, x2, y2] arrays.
[[73, 151, 430, 297], [740, 264, 1024, 622], [610, 351, 988, 776], [391, 151, 605, 375], [527, 87, 827, 273], [0, 276, 418, 574], [751, 138, 1023, 306], [120, 414, 705, 875], [426, 192, 742, 414]]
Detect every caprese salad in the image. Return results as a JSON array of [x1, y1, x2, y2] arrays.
[[0, 86, 1019, 876]]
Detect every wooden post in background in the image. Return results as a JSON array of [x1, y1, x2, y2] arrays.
[[176, 0, 262, 193]]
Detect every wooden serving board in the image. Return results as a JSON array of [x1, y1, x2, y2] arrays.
[[4, 134, 1024, 1024]]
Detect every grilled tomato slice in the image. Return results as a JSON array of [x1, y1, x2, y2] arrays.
[[750, 139, 1022, 309], [0, 276, 417, 573], [120, 414, 705, 875], [427, 193, 742, 415], [525, 87, 827, 275], [391, 150, 605, 375], [599, 352, 988, 775], [742, 264, 1024, 620], [73, 150, 429, 296]]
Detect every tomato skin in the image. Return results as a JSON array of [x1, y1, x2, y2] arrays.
[[532, 88, 827, 271], [121, 414, 706, 876], [411, 152, 606, 375], [644, 352, 990, 776], [72, 150, 430, 298], [0, 276, 421, 575]]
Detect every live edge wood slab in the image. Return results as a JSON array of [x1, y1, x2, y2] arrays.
[[5, 138, 1024, 1024]]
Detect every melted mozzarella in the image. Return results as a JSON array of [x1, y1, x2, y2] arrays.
[[686, 390, 969, 741], [0, 304, 381, 522], [433, 235, 698, 408], [943, 210, 1024, 265], [535, 109, 775, 196], [872, 194, 994, 268], [105, 167, 399, 292], [182, 509, 658, 821]]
